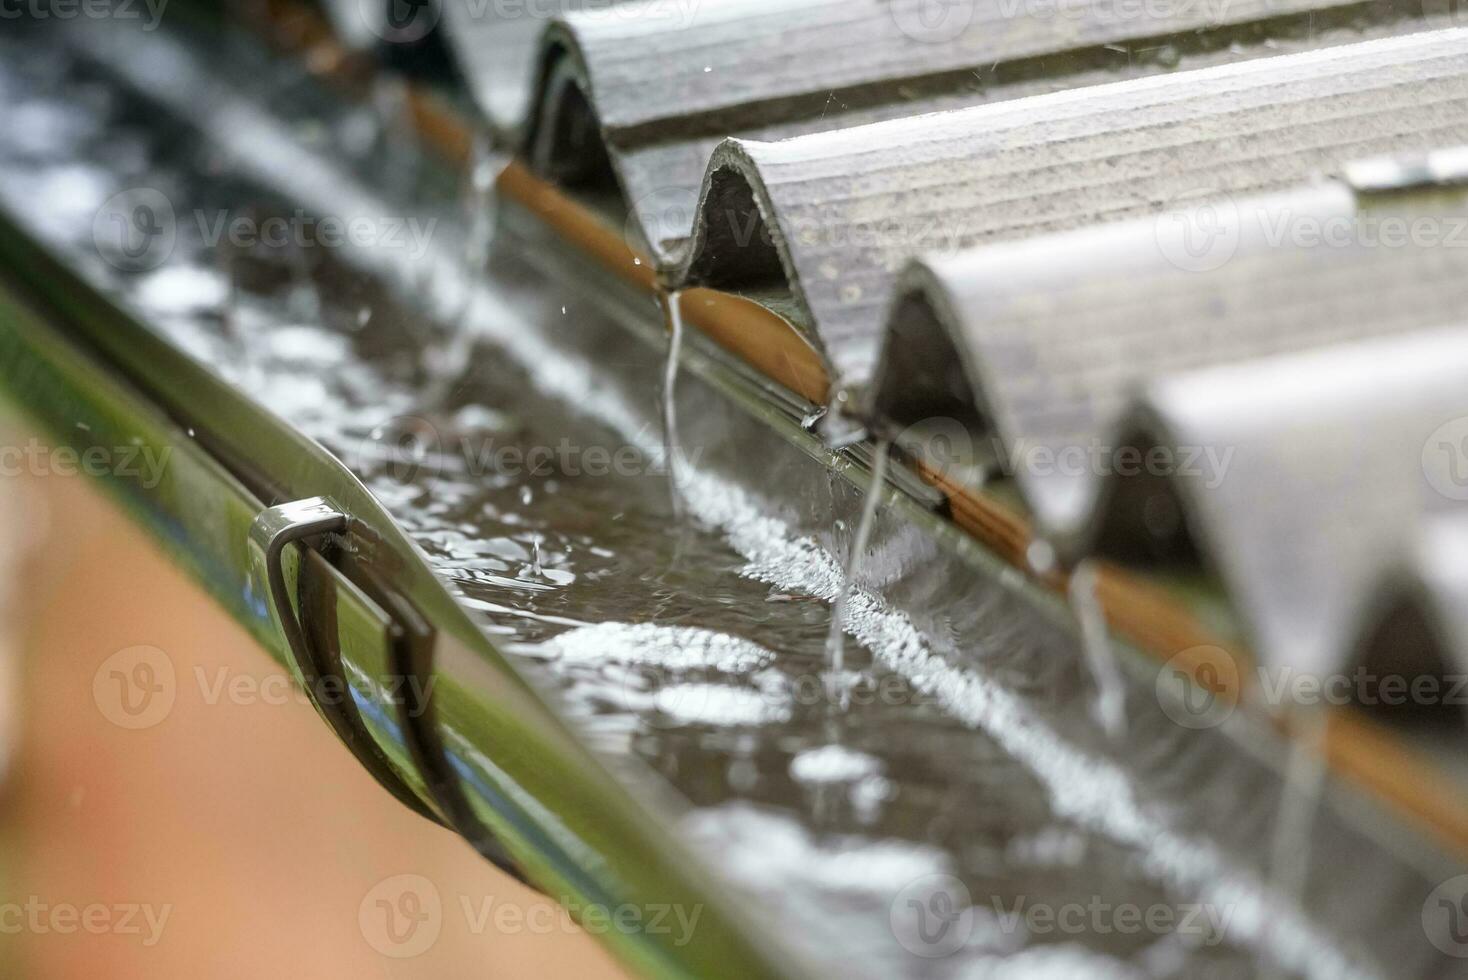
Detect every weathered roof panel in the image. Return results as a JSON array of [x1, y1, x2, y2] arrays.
[[678, 29, 1468, 385], [869, 152, 1468, 677], [488, 0, 1449, 267], [874, 156, 1468, 542], [1120, 324, 1468, 677]]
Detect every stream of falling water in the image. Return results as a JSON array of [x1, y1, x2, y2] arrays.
[[825, 442, 889, 696], [1068, 559, 1128, 740], [1262, 710, 1330, 980], [661, 290, 685, 522], [424, 132, 506, 406]]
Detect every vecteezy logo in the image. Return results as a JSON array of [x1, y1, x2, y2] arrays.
[[359, 874, 442, 958], [361, 0, 441, 44], [1424, 417, 1468, 502], [1155, 646, 1237, 730], [356, 415, 444, 483], [624, 185, 701, 260], [894, 416, 982, 487], [890, 873, 975, 958], [1153, 191, 1241, 273], [92, 188, 176, 272], [1423, 875, 1468, 957], [890, 0, 978, 43], [92, 645, 177, 730]]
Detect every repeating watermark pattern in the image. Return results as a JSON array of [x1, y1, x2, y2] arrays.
[[1155, 190, 1468, 273], [92, 645, 437, 729], [989, 895, 1234, 945], [355, 414, 700, 483], [1156, 646, 1238, 730], [890, 874, 976, 958], [890, 0, 978, 43], [891, 874, 1235, 958], [93, 188, 176, 273], [1424, 416, 1468, 502], [93, 189, 439, 273], [625, 185, 701, 258], [1423, 875, 1468, 958], [0, 898, 172, 946], [360, 875, 443, 958], [1156, 644, 1468, 730], [0, 0, 167, 29], [358, 875, 703, 958], [92, 645, 177, 731], [1154, 192, 1242, 273], [1004, 437, 1232, 488], [628, 183, 988, 263], [610, 662, 941, 729], [0, 438, 171, 489], [360, 0, 441, 44], [895, 416, 1234, 489]]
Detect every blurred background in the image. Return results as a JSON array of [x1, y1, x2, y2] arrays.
[[0, 418, 625, 978]]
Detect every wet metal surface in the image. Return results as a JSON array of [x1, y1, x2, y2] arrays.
[[0, 21, 1456, 978]]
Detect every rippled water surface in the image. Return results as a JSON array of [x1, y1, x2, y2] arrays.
[[0, 22, 1435, 979]]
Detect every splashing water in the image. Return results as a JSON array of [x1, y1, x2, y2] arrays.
[[825, 441, 890, 695], [1068, 559, 1128, 740], [661, 290, 685, 521]]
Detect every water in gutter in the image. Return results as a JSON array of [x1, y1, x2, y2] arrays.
[[0, 21, 1448, 979]]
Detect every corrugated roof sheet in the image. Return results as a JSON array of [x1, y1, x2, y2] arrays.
[[501, 0, 1445, 261], [1131, 325, 1468, 678], [675, 29, 1468, 385], [416, 2, 1468, 683], [873, 157, 1468, 676], [438, 0, 609, 132]]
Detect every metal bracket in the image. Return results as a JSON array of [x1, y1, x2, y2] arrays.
[[250, 496, 531, 886], [250, 496, 443, 825]]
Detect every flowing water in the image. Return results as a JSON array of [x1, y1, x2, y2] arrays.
[[1262, 712, 1330, 980], [825, 440, 889, 693], [660, 289, 685, 522], [1068, 560, 1128, 741], [0, 21, 1447, 978]]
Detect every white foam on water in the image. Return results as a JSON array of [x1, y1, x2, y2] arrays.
[[542, 622, 774, 674], [965, 945, 1147, 979], [651, 684, 791, 727], [684, 803, 950, 896], [789, 745, 883, 784], [134, 265, 229, 316], [474, 323, 1377, 979]]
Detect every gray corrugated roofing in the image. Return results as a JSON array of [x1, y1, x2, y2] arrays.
[[1123, 324, 1468, 678], [511, 0, 1444, 260], [872, 160, 1468, 676], [425, 0, 1468, 686], [438, 0, 619, 133], [874, 173, 1468, 540], [676, 28, 1468, 386]]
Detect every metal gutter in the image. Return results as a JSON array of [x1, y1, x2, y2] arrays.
[[0, 194, 797, 980], [250, 0, 1468, 874]]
